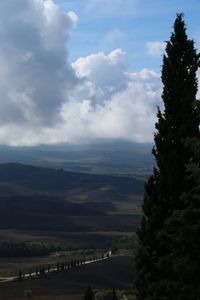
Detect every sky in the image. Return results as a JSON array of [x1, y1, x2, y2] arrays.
[[55, 0, 200, 70], [0, 0, 199, 146]]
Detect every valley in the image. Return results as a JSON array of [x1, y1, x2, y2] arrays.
[[0, 162, 144, 299]]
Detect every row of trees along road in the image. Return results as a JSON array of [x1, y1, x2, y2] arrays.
[[136, 14, 200, 300]]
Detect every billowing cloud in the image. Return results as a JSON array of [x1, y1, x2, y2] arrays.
[[0, 0, 162, 146], [146, 41, 165, 56], [68, 54, 161, 143], [73, 49, 129, 98], [0, 0, 78, 127]]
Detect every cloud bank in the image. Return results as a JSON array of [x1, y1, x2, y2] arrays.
[[0, 0, 162, 146]]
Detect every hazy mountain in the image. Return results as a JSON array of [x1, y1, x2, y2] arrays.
[[0, 140, 154, 178]]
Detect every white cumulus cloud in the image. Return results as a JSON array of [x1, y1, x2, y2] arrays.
[[0, 0, 78, 127], [0, 0, 162, 146], [73, 49, 129, 98], [36, 50, 161, 145], [69, 56, 162, 143]]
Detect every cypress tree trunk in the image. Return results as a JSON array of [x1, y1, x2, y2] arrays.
[[135, 14, 200, 300]]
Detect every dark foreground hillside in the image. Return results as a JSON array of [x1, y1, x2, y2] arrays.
[[0, 256, 136, 300], [0, 163, 143, 231], [0, 163, 144, 193]]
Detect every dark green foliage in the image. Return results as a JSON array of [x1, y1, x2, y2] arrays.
[[39, 266, 45, 276], [112, 288, 118, 300], [83, 286, 95, 300], [136, 14, 200, 300], [18, 270, 22, 280], [159, 140, 200, 300], [23, 289, 33, 299]]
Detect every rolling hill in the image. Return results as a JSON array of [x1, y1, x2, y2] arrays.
[[0, 163, 144, 232]]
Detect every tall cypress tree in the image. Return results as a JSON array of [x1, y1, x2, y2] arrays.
[[135, 14, 200, 300], [160, 138, 200, 299]]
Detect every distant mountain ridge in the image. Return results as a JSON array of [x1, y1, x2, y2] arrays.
[[0, 141, 154, 177]]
